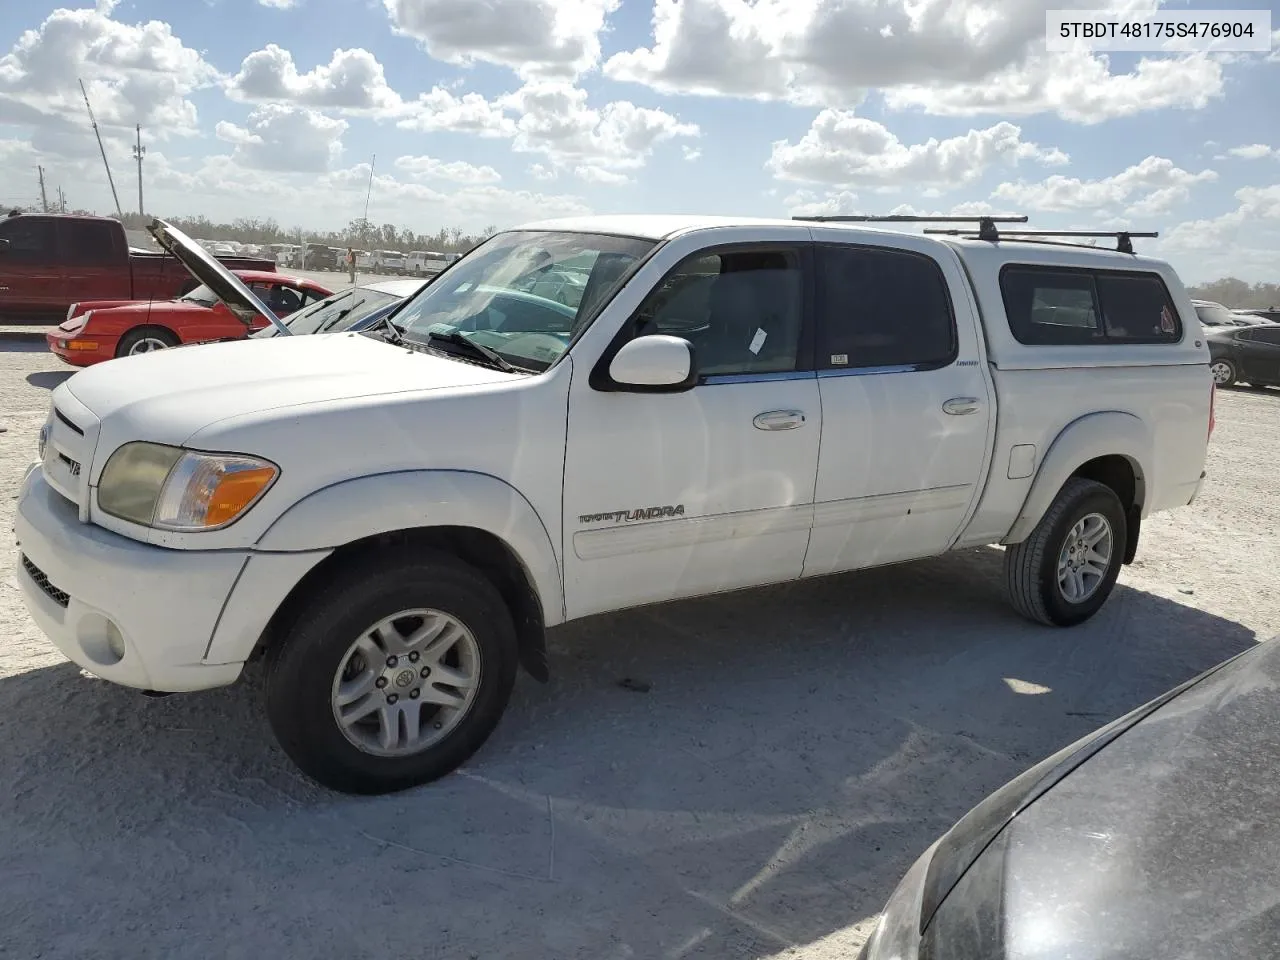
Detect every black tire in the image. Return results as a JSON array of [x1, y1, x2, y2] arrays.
[[1210, 358, 1237, 387], [264, 549, 519, 795], [116, 326, 179, 358], [1004, 478, 1127, 627]]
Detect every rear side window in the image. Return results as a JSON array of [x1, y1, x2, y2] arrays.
[[815, 245, 956, 370], [61, 220, 119, 265], [1001, 266, 1181, 345]]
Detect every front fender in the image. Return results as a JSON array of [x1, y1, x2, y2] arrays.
[[1003, 412, 1152, 545], [255, 469, 565, 626]]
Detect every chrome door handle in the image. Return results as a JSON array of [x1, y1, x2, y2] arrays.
[[753, 410, 806, 431], [942, 397, 981, 416]]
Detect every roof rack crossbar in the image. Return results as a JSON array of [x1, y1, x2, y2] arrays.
[[923, 228, 1158, 254], [792, 214, 1028, 241]]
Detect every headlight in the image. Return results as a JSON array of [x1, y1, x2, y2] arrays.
[[98, 442, 279, 531]]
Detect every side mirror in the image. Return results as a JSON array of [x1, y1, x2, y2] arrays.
[[608, 334, 696, 391]]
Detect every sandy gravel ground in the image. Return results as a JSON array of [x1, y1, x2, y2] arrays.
[[1, 341, 1276, 959]]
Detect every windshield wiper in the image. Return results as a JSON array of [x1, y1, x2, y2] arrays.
[[425, 329, 518, 372], [379, 317, 406, 346]]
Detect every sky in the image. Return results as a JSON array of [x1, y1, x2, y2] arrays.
[[0, 0, 1277, 283]]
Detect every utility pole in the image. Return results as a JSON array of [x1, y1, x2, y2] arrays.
[[132, 124, 146, 217], [79, 78, 123, 218], [57, 186, 67, 213], [363, 153, 376, 223], [37, 166, 49, 212]]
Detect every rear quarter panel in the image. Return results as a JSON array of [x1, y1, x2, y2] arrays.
[[948, 243, 1211, 547]]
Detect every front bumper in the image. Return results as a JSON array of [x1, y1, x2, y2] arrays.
[[14, 467, 249, 692], [44, 329, 111, 366]]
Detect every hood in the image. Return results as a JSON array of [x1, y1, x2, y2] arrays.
[[63, 331, 523, 444], [146, 217, 291, 336], [952, 640, 1280, 959]]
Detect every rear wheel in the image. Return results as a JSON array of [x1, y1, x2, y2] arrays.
[[1210, 358, 1237, 387], [116, 326, 179, 357], [264, 550, 519, 795], [1004, 478, 1127, 627]]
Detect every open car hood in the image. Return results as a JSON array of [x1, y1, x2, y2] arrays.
[[146, 218, 292, 336]]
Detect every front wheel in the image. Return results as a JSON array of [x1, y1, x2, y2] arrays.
[[1210, 358, 1237, 387], [1004, 478, 1127, 627], [264, 551, 519, 794], [116, 326, 179, 357]]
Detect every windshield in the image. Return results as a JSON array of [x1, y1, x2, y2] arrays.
[[1195, 303, 1236, 325], [391, 230, 654, 372], [253, 287, 400, 337], [179, 283, 219, 308]]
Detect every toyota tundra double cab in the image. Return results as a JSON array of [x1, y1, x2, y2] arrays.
[[14, 215, 1213, 795]]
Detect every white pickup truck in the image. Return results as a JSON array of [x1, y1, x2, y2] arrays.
[[14, 215, 1213, 794]]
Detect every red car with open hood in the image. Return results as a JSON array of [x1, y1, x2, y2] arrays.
[[47, 270, 333, 366]]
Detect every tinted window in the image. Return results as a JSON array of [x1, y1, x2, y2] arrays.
[[1001, 268, 1101, 345], [633, 248, 805, 376], [1095, 273, 1180, 342], [816, 245, 956, 369], [61, 220, 118, 265], [0, 217, 56, 260], [1249, 327, 1280, 346]]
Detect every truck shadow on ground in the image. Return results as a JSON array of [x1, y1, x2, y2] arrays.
[[0, 548, 1257, 959]]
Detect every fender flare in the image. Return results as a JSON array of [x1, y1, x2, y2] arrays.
[[1002, 411, 1152, 545], [255, 470, 565, 627]]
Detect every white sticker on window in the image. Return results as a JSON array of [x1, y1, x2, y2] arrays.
[[748, 328, 767, 355], [831, 353, 849, 365]]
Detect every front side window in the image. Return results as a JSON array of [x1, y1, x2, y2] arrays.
[[815, 245, 956, 370], [394, 230, 654, 372], [0, 217, 56, 260], [629, 247, 805, 376]]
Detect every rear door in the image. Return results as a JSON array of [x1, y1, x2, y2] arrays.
[[0, 216, 61, 316], [802, 234, 994, 576], [58, 218, 130, 305]]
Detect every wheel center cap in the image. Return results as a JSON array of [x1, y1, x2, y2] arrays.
[[394, 668, 417, 688]]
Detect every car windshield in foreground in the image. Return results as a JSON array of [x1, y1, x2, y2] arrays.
[[390, 230, 655, 372], [179, 283, 219, 308]]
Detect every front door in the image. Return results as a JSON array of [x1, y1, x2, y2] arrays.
[[801, 234, 994, 577], [0, 216, 61, 317], [1238, 326, 1280, 384], [561, 238, 821, 619]]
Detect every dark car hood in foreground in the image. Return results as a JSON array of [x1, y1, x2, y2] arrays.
[[963, 639, 1280, 959]]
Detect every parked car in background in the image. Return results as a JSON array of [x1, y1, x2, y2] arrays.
[[13, 214, 1213, 795], [46, 270, 332, 365], [306, 246, 344, 271], [1192, 299, 1258, 327], [406, 250, 451, 277], [252, 278, 421, 338], [1237, 307, 1280, 323], [373, 250, 405, 275], [0, 213, 275, 323], [1206, 323, 1280, 387], [857, 640, 1279, 960], [355, 249, 376, 271]]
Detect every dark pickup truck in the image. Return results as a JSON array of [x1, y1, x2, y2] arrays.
[[0, 213, 276, 323]]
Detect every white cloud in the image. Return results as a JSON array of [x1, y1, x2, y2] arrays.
[[1155, 184, 1280, 282], [394, 154, 501, 184], [259, 0, 301, 7], [395, 87, 517, 137], [603, 0, 1211, 122], [384, 0, 620, 78], [682, 145, 701, 161], [0, 6, 220, 144], [574, 164, 631, 185], [529, 163, 557, 181], [767, 115, 1067, 189], [991, 157, 1217, 216], [884, 49, 1225, 124], [499, 80, 699, 175], [215, 104, 347, 173], [227, 45, 402, 113], [1222, 144, 1278, 160]]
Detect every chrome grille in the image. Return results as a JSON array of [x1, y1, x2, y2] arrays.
[[20, 555, 70, 608]]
